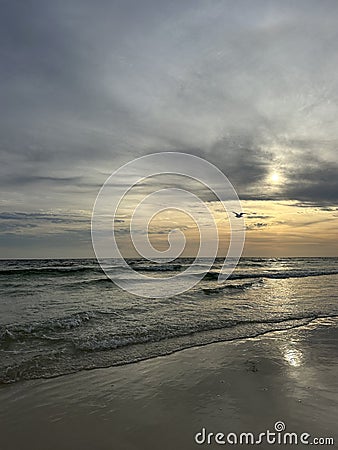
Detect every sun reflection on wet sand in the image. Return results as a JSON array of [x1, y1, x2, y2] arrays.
[[283, 345, 303, 367]]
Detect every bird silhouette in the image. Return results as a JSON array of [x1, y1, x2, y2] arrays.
[[232, 211, 245, 218]]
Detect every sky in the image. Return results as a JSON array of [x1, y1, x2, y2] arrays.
[[1, 0, 338, 258]]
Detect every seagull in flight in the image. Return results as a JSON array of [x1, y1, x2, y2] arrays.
[[232, 211, 245, 218]]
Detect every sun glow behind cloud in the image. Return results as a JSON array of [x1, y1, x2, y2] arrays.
[[270, 171, 281, 184]]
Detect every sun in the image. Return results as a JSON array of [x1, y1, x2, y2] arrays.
[[270, 171, 281, 184]]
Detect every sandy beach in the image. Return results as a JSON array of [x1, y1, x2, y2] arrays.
[[1, 317, 337, 450]]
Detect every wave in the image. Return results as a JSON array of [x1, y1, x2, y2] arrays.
[[2, 307, 337, 352], [202, 279, 264, 295], [0, 266, 103, 276], [204, 268, 338, 281], [66, 277, 113, 287], [1, 262, 337, 281], [74, 312, 338, 352], [133, 264, 182, 272], [2, 313, 338, 383], [0, 310, 118, 344]]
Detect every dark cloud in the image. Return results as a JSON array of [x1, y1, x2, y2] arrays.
[[283, 158, 338, 204], [247, 214, 272, 219], [0, 175, 84, 187], [0, 211, 88, 223], [247, 222, 268, 230]]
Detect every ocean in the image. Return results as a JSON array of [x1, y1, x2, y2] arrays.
[[1, 257, 337, 384]]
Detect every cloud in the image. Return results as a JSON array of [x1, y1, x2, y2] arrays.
[[0, 211, 89, 223], [0, 211, 91, 240], [246, 222, 268, 230], [1, 0, 338, 255]]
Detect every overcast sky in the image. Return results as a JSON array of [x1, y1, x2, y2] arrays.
[[1, 0, 338, 257]]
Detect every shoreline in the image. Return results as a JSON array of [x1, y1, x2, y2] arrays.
[[1, 318, 337, 449], [2, 314, 337, 385]]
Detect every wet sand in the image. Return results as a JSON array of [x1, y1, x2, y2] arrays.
[[0, 318, 337, 450]]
